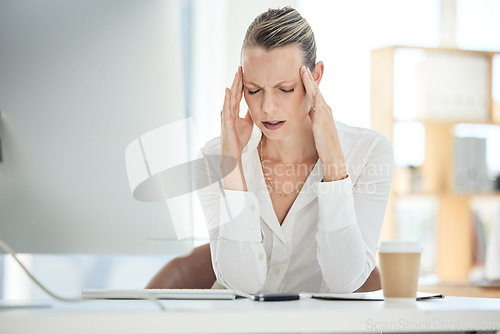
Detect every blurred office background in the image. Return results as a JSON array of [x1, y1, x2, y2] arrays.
[[0, 0, 499, 300]]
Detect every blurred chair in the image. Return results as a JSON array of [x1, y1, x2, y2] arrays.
[[146, 243, 381, 292], [146, 244, 215, 289], [355, 266, 381, 292]]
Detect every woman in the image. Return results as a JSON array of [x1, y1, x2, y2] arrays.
[[198, 7, 392, 294]]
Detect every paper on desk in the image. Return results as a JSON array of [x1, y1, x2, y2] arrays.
[[307, 290, 444, 301]]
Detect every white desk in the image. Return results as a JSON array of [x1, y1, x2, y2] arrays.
[[1, 296, 500, 333]]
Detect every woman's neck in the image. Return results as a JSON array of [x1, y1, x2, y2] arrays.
[[261, 123, 317, 164]]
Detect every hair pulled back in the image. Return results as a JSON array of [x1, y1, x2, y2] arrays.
[[242, 7, 317, 70]]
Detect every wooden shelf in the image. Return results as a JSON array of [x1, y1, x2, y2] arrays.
[[371, 46, 500, 282]]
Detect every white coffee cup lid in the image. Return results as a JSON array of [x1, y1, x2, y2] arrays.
[[378, 240, 422, 253]]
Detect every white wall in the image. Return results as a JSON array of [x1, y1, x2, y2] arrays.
[[190, 0, 297, 144]]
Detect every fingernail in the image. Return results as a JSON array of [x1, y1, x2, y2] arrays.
[[301, 65, 307, 74]]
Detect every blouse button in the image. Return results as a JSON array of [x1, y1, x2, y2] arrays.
[[274, 268, 281, 276], [318, 216, 321, 224], [259, 253, 265, 260], [250, 204, 256, 212]]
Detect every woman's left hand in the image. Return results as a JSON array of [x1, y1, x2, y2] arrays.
[[300, 65, 347, 181]]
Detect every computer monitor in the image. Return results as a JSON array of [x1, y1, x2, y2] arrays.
[[0, 0, 193, 254]]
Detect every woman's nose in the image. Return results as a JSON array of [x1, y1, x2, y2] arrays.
[[261, 91, 277, 114]]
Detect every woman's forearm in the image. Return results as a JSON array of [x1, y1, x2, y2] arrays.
[[221, 157, 248, 192], [322, 159, 348, 182]]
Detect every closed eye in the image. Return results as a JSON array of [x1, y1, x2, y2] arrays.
[[280, 88, 294, 93], [248, 89, 260, 95]]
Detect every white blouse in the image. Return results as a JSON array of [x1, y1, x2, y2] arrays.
[[196, 121, 393, 294]]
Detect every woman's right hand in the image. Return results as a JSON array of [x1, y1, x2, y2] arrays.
[[220, 66, 253, 160]]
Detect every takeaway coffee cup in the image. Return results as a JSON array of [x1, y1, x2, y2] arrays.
[[378, 240, 422, 302]]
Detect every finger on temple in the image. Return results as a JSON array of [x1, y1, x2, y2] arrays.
[[222, 88, 231, 120], [301, 66, 317, 102], [230, 71, 240, 112], [239, 66, 244, 93], [236, 67, 243, 103]]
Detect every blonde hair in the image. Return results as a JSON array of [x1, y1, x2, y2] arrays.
[[242, 7, 316, 70]]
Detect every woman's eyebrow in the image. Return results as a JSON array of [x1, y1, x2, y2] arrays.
[[273, 80, 297, 87], [243, 80, 259, 86]]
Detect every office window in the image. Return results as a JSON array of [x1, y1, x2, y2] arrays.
[[298, 0, 441, 127], [456, 0, 500, 51]]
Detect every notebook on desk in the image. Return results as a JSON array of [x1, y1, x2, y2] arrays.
[[309, 290, 444, 301], [81, 289, 251, 300]]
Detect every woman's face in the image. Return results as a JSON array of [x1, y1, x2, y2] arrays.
[[242, 44, 312, 141]]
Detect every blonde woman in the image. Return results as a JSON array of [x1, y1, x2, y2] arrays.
[[198, 7, 393, 294]]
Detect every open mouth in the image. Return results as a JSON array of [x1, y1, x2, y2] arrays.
[[262, 120, 285, 130]]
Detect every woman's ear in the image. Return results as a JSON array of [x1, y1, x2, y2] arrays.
[[312, 61, 324, 86]]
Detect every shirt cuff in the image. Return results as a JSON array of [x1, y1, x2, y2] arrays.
[[317, 176, 356, 232], [219, 189, 261, 242]]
